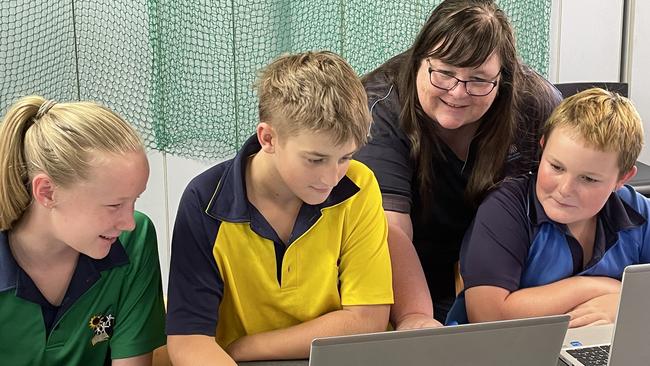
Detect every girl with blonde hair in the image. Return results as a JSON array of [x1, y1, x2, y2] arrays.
[[0, 96, 165, 365]]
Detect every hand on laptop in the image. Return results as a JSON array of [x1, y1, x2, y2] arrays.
[[394, 313, 443, 330], [566, 293, 619, 328]]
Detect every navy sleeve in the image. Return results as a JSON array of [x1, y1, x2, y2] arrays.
[[460, 177, 533, 292], [355, 82, 413, 210], [166, 171, 224, 336]]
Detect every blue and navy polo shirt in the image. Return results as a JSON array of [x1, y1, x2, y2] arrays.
[[166, 134, 393, 348], [447, 174, 650, 324], [461, 174, 650, 290]]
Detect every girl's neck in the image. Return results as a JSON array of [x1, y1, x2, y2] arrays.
[[8, 209, 78, 270]]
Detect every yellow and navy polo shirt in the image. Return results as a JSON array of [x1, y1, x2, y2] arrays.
[[0, 211, 166, 365], [166, 135, 393, 347]]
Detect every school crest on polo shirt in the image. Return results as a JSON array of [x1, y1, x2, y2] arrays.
[[88, 314, 114, 346]]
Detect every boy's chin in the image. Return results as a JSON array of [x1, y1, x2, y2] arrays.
[[545, 210, 588, 226], [299, 191, 331, 205]]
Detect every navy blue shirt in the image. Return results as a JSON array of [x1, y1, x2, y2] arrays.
[[355, 55, 562, 309], [461, 174, 650, 292]]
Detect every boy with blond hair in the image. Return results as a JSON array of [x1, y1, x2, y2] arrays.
[[449, 88, 650, 327], [166, 51, 393, 364]]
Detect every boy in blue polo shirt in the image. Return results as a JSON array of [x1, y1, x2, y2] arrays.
[[166, 51, 394, 364], [451, 88, 649, 328]]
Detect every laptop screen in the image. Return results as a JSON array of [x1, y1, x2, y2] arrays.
[[310, 315, 569, 366]]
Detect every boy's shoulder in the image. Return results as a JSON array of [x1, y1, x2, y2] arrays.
[[473, 174, 539, 230], [187, 159, 233, 195], [186, 135, 261, 206], [346, 159, 376, 185], [181, 158, 240, 215], [180, 157, 250, 225], [617, 184, 648, 205], [614, 185, 650, 224], [344, 160, 384, 200], [483, 174, 534, 208]]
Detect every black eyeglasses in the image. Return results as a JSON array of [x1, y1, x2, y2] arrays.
[[426, 59, 499, 97]]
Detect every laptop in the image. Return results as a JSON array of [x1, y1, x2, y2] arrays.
[[309, 315, 569, 366], [560, 263, 650, 366]]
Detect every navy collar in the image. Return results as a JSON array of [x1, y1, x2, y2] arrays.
[[528, 174, 646, 250], [599, 189, 647, 233], [205, 134, 360, 223], [0, 230, 130, 304], [0, 231, 18, 292], [528, 175, 555, 226], [528, 175, 646, 273]]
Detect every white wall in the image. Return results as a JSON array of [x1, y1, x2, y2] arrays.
[[138, 0, 650, 293], [549, 0, 650, 163], [629, 0, 650, 163], [137, 152, 222, 293], [549, 0, 624, 83]]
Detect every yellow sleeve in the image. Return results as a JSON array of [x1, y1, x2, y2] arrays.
[[338, 161, 394, 306]]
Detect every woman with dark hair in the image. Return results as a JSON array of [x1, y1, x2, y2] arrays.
[[355, 0, 561, 328]]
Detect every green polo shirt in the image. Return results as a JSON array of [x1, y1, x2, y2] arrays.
[[0, 211, 166, 365]]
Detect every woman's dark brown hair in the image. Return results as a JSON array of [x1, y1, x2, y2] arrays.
[[398, 0, 521, 207]]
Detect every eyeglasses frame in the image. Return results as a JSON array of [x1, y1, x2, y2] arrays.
[[426, 59, 500, 97]]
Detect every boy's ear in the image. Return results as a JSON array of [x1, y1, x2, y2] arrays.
[[539, 135, 545, 149], [31, 173, 56, 209], [616, 165, 638, 190], [256, 122, 277, 153]]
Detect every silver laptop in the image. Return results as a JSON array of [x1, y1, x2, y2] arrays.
[[309, 315, 569, 366], [560, 263, 650, 366]]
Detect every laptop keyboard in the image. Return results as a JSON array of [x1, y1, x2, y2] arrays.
[[566, 345, 611, 365]]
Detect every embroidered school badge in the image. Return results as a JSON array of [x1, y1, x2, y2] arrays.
[[88, 314, 115, 346]]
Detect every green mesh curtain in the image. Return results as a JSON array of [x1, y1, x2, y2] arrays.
[[1, 0, 551, 160]]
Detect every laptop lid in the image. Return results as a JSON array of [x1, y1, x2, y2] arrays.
[[309, 315, 569, 366], [608, 263, 650, 365], [560, 263, 650, 365]]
